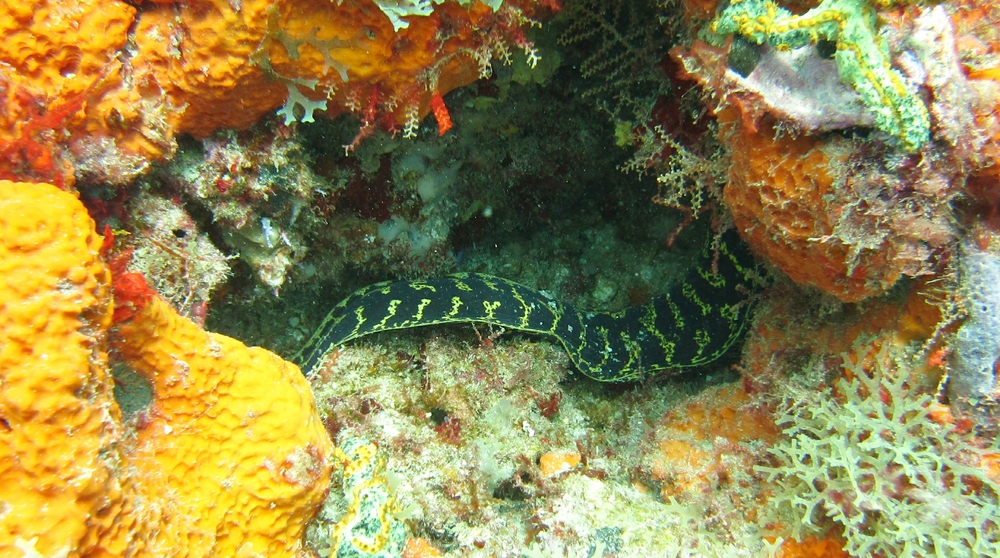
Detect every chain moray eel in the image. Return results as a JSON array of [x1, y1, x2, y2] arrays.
[[296, 230, 762, 382]]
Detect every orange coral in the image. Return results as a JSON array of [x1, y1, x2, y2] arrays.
[[982, 453, 1000, 484], [740, 278, 949, 403], [0, 180, 121, 556], [113, 290, 334, 556], [0, 180, 333, 557], [673, 39, 957, 302], [965, 63, 1000, 214], [0, 0, 135, 186], [772, 536, 849, 558], [429, 90, 454, 136], [131, 0, 547, 139], [403, 537, 443, 558], [0, 0, 187, 185]]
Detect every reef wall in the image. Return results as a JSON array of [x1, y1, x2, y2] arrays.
[[4, 0, 1000, 556]]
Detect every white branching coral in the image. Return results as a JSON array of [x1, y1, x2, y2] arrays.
[[374, 0, 435, 31], [373, 0, 506, 32], [759, 343, 1000, 557]]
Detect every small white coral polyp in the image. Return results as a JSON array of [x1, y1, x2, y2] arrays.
[[758, 343, 1000, 557]]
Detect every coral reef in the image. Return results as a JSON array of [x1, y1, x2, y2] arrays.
[[643, 383, 778, 503], [720, 119, 917, 303], [205, 63, 687, 354], [123, 194, 232, 320], [304, 330, 781, 556], [0, 0, 553, 187], [0, 0, 169, 187], [149, 126, 321, 292], [9, 0, 1000, 555], [0, 181, 333, 557], [672, 2, 999, 302]]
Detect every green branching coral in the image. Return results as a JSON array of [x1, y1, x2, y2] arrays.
[[758, 344, 1000, 557], [707, 0, 931, 151]]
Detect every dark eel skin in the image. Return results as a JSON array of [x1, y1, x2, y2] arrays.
[[295, 229, 762, 382]]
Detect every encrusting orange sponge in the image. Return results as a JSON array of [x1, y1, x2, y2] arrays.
[[130, 0, 549, 141], [538, 450, 582, 478], [0, 0, 553, 186], [0, 180, 334, 557]]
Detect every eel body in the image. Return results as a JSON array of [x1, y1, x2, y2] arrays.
[[296, 230, 761, 382]]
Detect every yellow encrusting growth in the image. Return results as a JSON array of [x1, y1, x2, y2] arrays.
[[330, 438, 407, 556]]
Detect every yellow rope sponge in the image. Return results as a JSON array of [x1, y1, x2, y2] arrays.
[[0, 180, 334, 557]]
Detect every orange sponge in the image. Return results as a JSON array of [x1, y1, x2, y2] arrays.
[[0, 180, 121, 556], [1, 0, 550, 184], [722, 117, 905, 302], [773, 536, 849, 558], [131, 0, 547, 139], [538, 450, 582, 477], [0, 180, 334, 557], [0, 1, 134, 186], [647, 383, 778, 501], [113, 293, 334, 556]]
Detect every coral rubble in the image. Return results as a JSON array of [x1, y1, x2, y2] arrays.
[[306, 334, 780, 556]]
